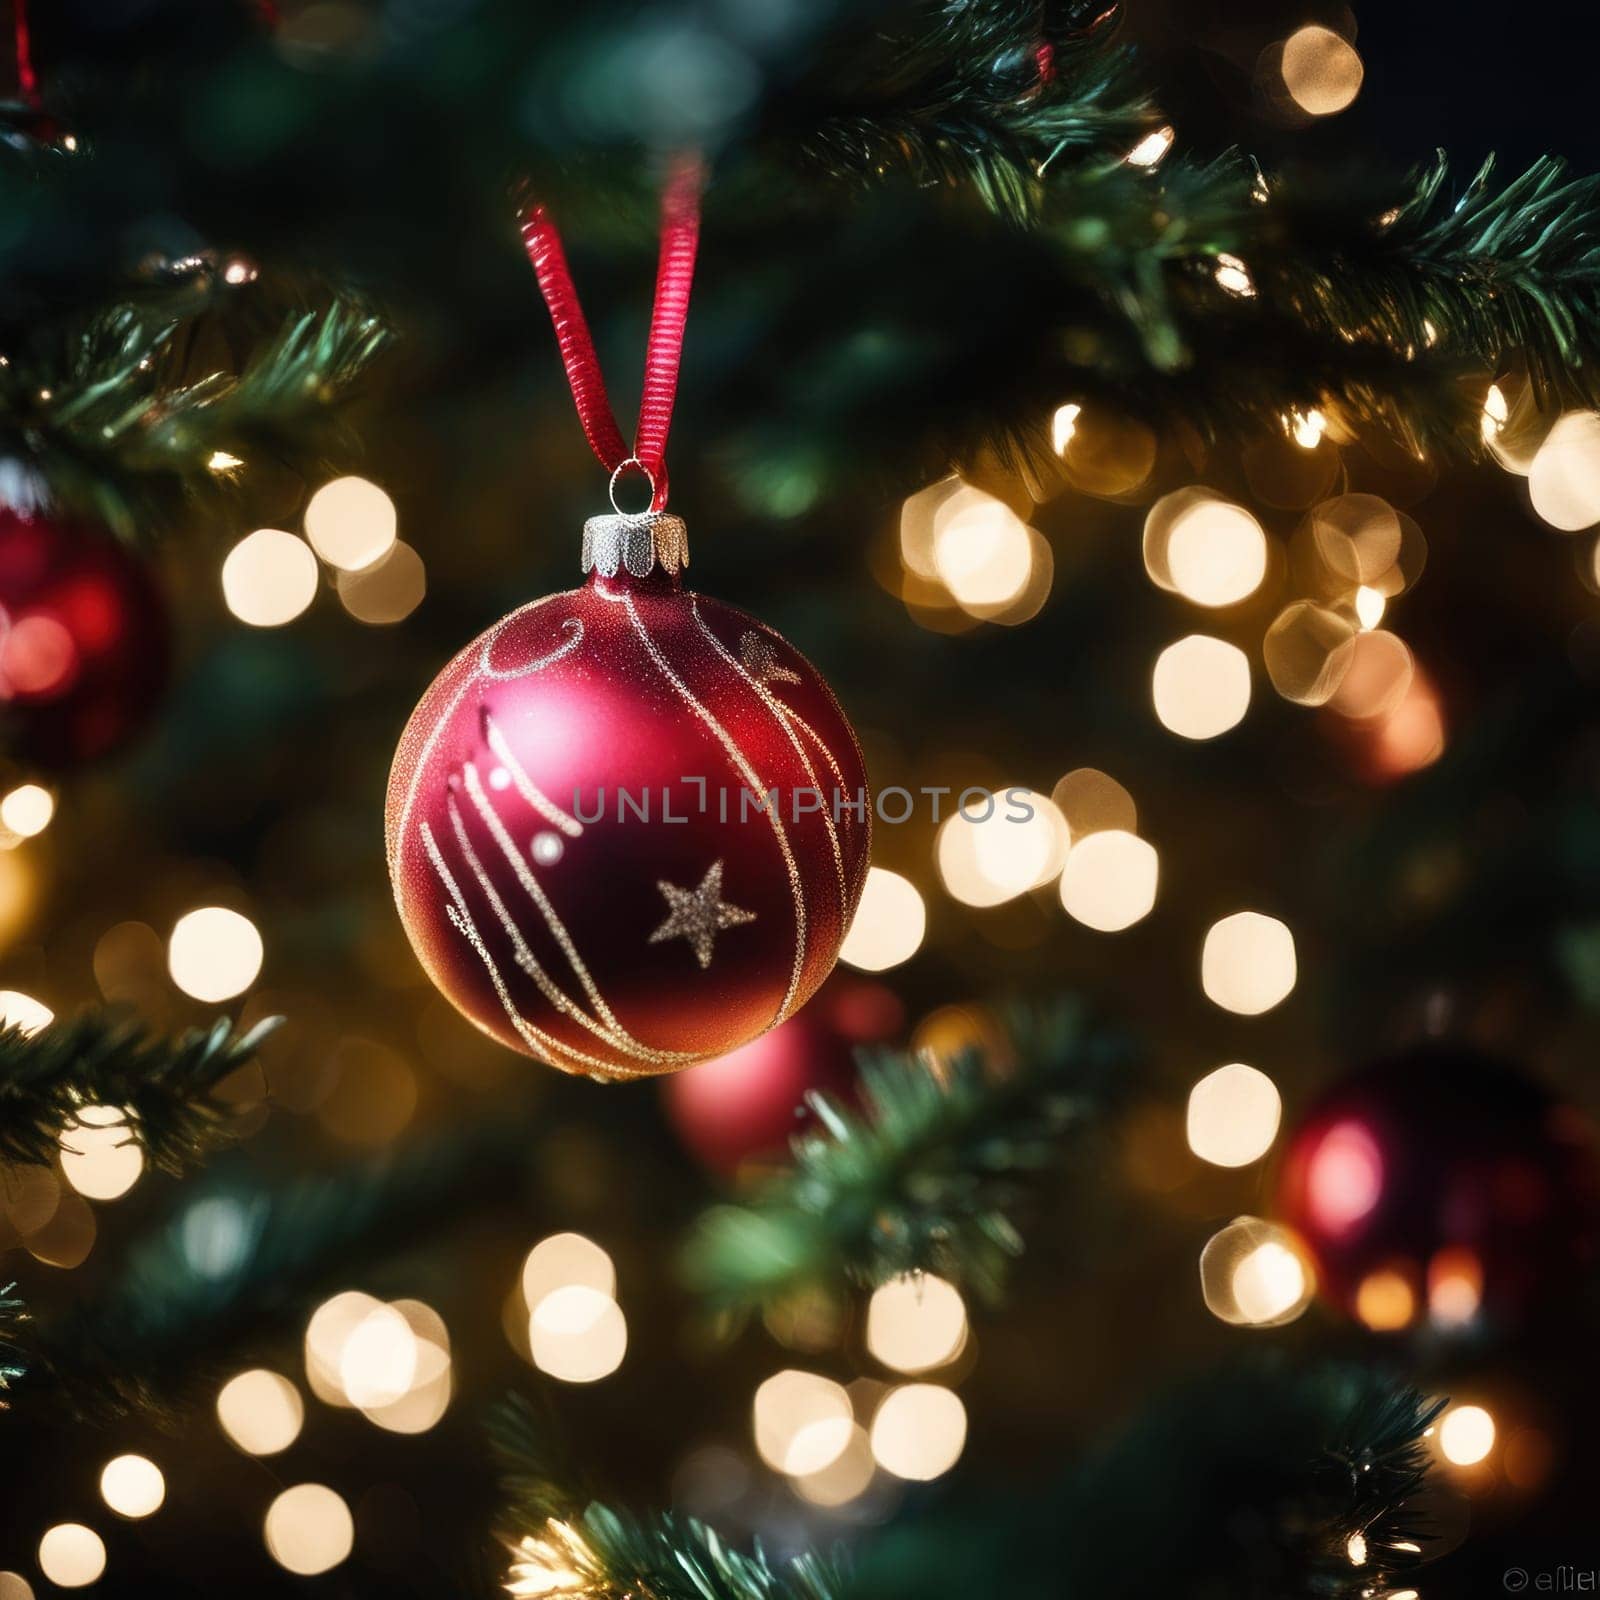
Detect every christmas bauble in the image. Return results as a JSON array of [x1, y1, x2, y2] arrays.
[[386, 512, 872, 1079], [0, 500, 170, 766], [663, 975, 903, 1171], [1276, 1042, 1599, 1330]]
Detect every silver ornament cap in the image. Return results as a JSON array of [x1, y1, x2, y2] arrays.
[[581, 511, 689, 578]]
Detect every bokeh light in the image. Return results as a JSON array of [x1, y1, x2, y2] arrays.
[[1185, 1064, 1281, 1167], [1125, 125, 1174, 167], [99, 1454, 165, 1518], [0, 1572, 33, 1600], [1199, 1217, 1314, 1327], [168, 907, 264, 1001], [217, 1369, 304, 1455], [933, 495, 1034, 611], [1058, 830, 1159, 932], [791, 1423, 876, 1507], [522, 1232, 617, 1308], [1150, 497, 1267, 607], [336, 541, 427, 624], [1529, 411, 1600, 530], [1328, 630, 1414, 722], [839, 867, 925, 971], [869, 1384, 967, 1480], [59, 1105, 144, 1201], [0, 783, 53, 839], [1200, 912, 1297, 1014], [1427, 1248, 1484, 1329], [1355, 1269, 1417, 1332], [0, 990, 53, 1035], [1152, 635, 1251, 739], [1050, 768, 1136, 838], [1438, 1404, 1496, 1467], [529, 1286, 627, 1383], [1280, 24, 1363, 116], [937, 791, 1069, 908], [264, 1484, 354, 1576], [305, 476, 397, 572], [36, 1526, 105, 1589], [221, 529, 319, 627], [754, 1370, 854, 1475], [866, 1274, 969, 1373]]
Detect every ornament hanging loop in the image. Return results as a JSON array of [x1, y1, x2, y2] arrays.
[[608, 456, 657, 518]]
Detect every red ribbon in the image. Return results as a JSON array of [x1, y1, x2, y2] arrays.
[[520, 156, 702, 513]]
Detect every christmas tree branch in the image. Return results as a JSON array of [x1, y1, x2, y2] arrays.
[[490, 1365, 1435, 1600], [22, 1110, 535, 1421], [3, 296, 389, 537], [0, 1284, 27, 1407], [681, 999, 1134, 1316], [0, 1012, 281, 1176]]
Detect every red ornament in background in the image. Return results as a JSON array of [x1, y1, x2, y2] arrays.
[[0, 502, 170, 766], [386, 515, 872, 1080], [1276, 1043, 1599, 1332], [664, 975, 903, 1172]]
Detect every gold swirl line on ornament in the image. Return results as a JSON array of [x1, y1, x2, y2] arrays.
[[484, 716, 583, 838], [445, 792, 625, 1047], [391, 593, 567, 887], [612, 586, 806, 1026], [461, 760, 698, 1066], [479, 613, 585, 682], [421, 817, 654, 1081], [690, 600, 846, 925]]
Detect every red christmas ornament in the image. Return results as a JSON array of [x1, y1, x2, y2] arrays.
[[664, 974, 903, 1171], [385, 514, 872, 1079], [1276, 1043, 1598, 1331], [0, 501, 170, 766]]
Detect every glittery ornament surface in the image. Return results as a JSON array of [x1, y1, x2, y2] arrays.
[[385, 564, 871, 1078]]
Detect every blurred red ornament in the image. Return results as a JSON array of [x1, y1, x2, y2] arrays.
[[1276, 1043, 1598, 1331], [385, 514, 871, 1080], [0, 502, 170, 766], [664, 975, 904, 1172]]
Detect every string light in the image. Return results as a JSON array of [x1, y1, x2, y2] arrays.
[[839, 867, 925, 971], [99, 1454, 165, 1518], [0, 783, 54, 839], [168, 907, 264, 1001], [1201, 912, 1298, 1014], [1185, 1064, 1281, 1167], [58, 1106, 144, 1201], [1289, 408, 1327, 449], [217, 1369, 304, 1455], [1125, 125, 1175, 167], [506, 1520, 597, 1597], [36, 1526, 105, 1589], [1354, 586, 1386, 630], [221, 528, 319, 627], [1051, 402, 1082, 454], [1437, 1403, 1496, 1467], [1213, 253, 1255, 298], [0, 990, 53, 1035], [264, 1484, 354, 1576]]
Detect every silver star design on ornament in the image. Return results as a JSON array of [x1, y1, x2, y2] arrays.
[[648, 860, 756, 969], [739, 630, 801, 685]]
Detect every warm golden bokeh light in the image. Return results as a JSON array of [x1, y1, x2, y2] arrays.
[[933, 495, 1034, 611], [1164, 500, 1267, 607], [0, 1572, 33, 1600], [1058, 829, 1159, 932], [1200, 1217, 1314, 1327], [264, 1484, 354, 1576], [1050, 768, 1136, 839], [0, 783, 53, 839], [59, 1105, 144, 1201], [99, 1454, 165, 1519], [1427, 1247, 1483, 1329], [1213, 253, 1255, 298], [1311, 495, 1402, 584], [1201, 912, 1297, 1015], [839, 867, 926, 971], [1185, 1063, 1281, 1167], [1529, 410, 1600, 530], [866, 1273, 969, 1374], [217, 1369, 304, 1455], [522, 1232, 617, 1308], [1328, 630, 1414, 722], [306, 1289, 383, 1405], [754, 1370, 854, 1476], [529, 1285, 627, 1383], [221, 528, 320, 627], [937, 791, 1069, 908], [1263, 602, 1356, 706], [336, 540, 427, 624], [1354, 585, 1386, 630], [36, 1526, 105, 1589], [305, 475, 398, 572], [1280, 24, 1363, 116], [167, 906, 264, 1001], [869, 1384, 968, 1480], [338, 1302, 418, 1408], [1152, 635, 1251, 740], [1355, 1269, 1417, 1332], [0, 990, 53, 1035], [792, 1422, 876, 1507], [1438, 1403, 1496, 1467]]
